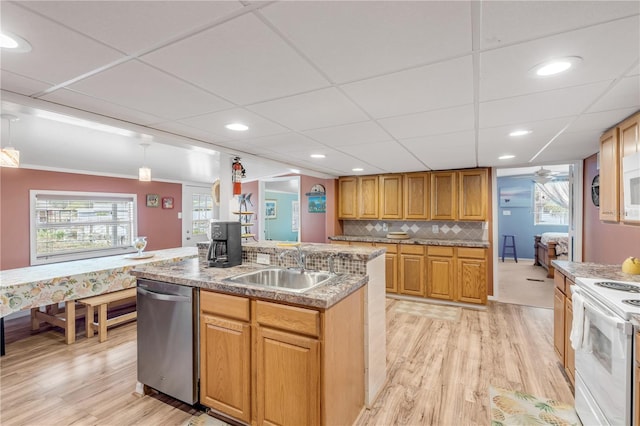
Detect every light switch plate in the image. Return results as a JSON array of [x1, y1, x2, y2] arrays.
[[256, 253, 270, 265], [503, 210, 511, 216]]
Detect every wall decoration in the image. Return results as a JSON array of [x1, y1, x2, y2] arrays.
[[146, 193, 159, 208], [308, 195, 326, 213], [265, 200, 277, 219], [292, 201, 299, 232], [591, 175, 599, 207], [162, 197, 174, 209], [499, 186, 531, 207]]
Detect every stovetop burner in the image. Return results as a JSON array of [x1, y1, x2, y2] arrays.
[[595, 281, 640, 292], [623, 300, 640, 307]]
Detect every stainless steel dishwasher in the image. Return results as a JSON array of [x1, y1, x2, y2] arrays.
[[137, 279, 198, 405]]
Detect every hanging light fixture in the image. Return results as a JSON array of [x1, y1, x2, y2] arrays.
[[1, 114, 20, 168], [138, 143, 151, 181]]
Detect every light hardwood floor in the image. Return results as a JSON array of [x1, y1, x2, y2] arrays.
[[0, 299, 573, 426]]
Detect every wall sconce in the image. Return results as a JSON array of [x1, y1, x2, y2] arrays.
[[139, 143, 151, 181], [1, 114, 20, 168]]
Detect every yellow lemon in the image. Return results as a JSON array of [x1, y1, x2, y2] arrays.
[[622, 257, 640, 275]]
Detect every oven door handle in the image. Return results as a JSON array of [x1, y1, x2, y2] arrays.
[[573, 286, 633, 335]]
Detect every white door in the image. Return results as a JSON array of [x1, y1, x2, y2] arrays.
[[182, 185, 215, 247]]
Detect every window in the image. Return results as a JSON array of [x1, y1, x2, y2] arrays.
[[191, 193, 213, 237], [533, 180, 569, 225], [30, 190, 137, 265]]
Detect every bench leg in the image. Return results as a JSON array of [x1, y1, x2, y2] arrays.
[[86, 305, 95, 338], [98, 304, 107, 343], [31, 308, 40, 330], [65, 301, 76, 345]]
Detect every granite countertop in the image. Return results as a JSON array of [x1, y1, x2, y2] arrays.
[[552, 260, 640, 284], [131, 258, 368, 309], [329, 235, 489, 248]]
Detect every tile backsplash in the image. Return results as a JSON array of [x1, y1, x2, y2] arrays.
[[342, 220, 487, 241]]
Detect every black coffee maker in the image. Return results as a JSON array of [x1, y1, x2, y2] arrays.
[[207, 221, 242, 268]]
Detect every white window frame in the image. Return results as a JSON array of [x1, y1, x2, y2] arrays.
[[533, 181, 570, 226], [30, 190, 138, 265]]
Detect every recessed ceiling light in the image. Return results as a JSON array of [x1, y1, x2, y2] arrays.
[[0, 31, 32, 53], [530, 56, 582, 77], [499, 155, 515, 160], [509, 129, 532, 137], [310, 154, 325, 159], [352, 168, 364, 172], [225, 123, 249, 131]]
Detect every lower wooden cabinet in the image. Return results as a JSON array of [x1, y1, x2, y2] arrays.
[[564, 298, 575, 383], [553, 286, 566, 362], [553, 271, 575, 385], [199, 288, 364, 426], [427, 247, 454, 300], [399, 245, 426, 296], [376, 243, 398, 293], [456, 248, 487, 304]]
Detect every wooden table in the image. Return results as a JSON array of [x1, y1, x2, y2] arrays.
[[0, 247, 197, 353]]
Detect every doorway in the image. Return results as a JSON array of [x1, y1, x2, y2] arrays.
[[258, 177, 300, 242], [182, 184, 216, 247]]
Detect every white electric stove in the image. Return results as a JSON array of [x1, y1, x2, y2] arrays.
[[575, 276, 640, 321]]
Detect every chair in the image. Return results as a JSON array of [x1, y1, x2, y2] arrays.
[[501, 235, 518, 262]]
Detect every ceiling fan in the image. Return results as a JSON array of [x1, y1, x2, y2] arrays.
[[531, 167, 558, 184]]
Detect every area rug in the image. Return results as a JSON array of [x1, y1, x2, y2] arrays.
[[490, 386, 580, 426], [393, 300, 461, 321], [182, 412, 230, 426]]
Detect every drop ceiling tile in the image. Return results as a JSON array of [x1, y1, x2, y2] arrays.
[[302, 121, 391, 147], [341, 56, 474, 119], [141, 13, 329, 105], [587, 75, 640, 114], [67, 60, 232, 120], [400, 131, 476, 170], [0, 2, 123, 84], [627, 63, 640, 76], [149, 121, 230, 143], [260, 1, 472, 83], [378, 104, 475, 140], [247, 88, 369, 131], [0, 70, 52, 97], [179, 108, 288, 140], [21, 1, 243, 54], [340, 141, 427, 173], [242, 132, 322, 152], [480, 15, 640, 101], [534, 130, 601, 163], [481, 1, 640, 49], [479, 81, 610, 128], [566, 108, 639, 135], [41, 88, 165, 126]]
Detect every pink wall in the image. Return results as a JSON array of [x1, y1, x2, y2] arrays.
[[583, 154, 640, 264], [0, 168, 182, 270]]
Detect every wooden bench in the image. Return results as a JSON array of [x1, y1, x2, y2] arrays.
[[31, 301, 86, 344], [78, 288, 137, 343]]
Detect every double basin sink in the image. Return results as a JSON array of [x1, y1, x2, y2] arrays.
[[225, 267, 336, 293]]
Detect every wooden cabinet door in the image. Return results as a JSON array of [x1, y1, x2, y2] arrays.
[[600, 127, 620, 222], [619, 113, 640, 223], [338, 177, 357, 219], [200, 314, 251, 423], [553, 287, 565, 364], [564, 298, 575, 386], [384, 253, 398, 293], [458, 169, 488, 221], [399, 246, 425, 296], [257, 327, 320, 426], [358, 176, 379, 219], [379, 174, 403, 219], [404, 172, 430, 220], [456, 257, 486, 304], [431, 172, 457, 220], [427, 255, 454, 300]]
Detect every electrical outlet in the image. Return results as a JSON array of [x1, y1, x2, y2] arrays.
[[432, 225, 439, 233], [503, 210, 511, 216], [256, 253, 270, 265], [382, 222, 388, 232]]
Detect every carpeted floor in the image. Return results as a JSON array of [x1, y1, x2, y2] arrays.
[[490, 386, 580, 426], [497, 259, 554, 309]]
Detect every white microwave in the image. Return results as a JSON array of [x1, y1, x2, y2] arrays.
[[623, 151, 640, 221]]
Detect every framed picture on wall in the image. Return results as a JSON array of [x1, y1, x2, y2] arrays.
[[499, 187, 531, 207], [265, 200, 277, 219], [146, 193, 160, 208], [162, 197, 174, 209]]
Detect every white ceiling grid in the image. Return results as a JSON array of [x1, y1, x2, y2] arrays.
[[0, 1, 638, 183]]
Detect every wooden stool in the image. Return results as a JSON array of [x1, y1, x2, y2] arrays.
[[31, 301, 86, 344], [501, 235, 518, 263], [78, 288, 137, 343]]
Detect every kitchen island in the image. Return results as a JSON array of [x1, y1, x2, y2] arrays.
[[131, 242, 386, 426]]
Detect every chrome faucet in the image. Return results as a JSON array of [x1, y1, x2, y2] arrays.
[[279, 246, 306, 271]]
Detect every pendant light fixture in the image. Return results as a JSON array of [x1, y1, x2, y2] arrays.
[[138, 143, 151, 181], [1, 114, 20, 168]]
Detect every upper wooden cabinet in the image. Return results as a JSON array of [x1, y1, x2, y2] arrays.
[[619, 114, 640, 224], [431, 171, 457, 220], [599, 127, 620, 222], [379, 174, 403, 219], [358, 175, 379, 219], [458, 169, 488, 221], [404, 172, 430, 220], [338, 177, 357, 219]]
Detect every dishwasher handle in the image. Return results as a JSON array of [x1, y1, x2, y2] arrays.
[[137, 286, 192, 303]]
